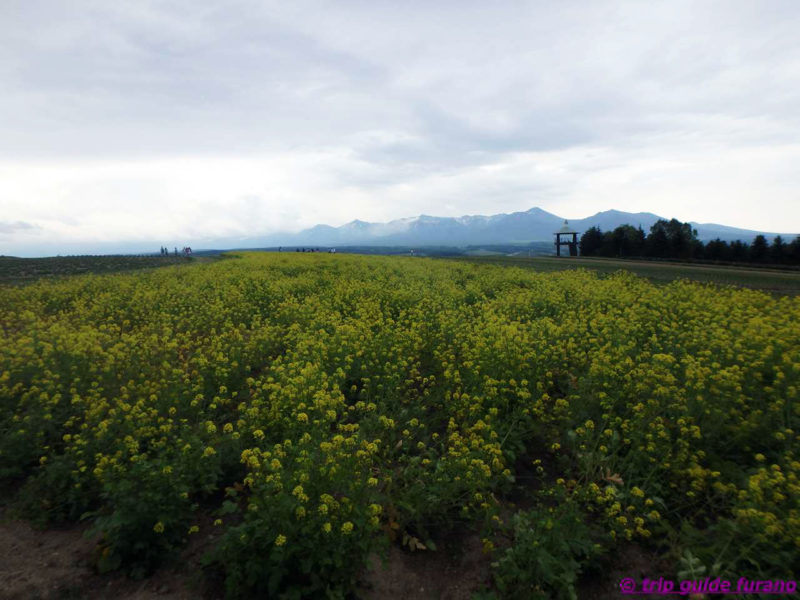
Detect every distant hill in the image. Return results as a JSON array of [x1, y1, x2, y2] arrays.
[[258, 208, 794, 248]]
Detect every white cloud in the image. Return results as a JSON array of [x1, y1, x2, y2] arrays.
[[1, 0, 799, 255]]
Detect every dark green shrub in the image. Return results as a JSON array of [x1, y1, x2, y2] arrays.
[[491, 500, 601, 600]]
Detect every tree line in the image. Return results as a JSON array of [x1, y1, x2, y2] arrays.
[[579, 219, 800, 265]]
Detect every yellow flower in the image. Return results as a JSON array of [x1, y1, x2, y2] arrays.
[[341, 521, 354, 535], [153, 521, 165, 533], [275, 534, 287, 546]]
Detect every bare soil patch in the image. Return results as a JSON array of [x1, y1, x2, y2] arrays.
[[1, 502, 646, 599], [0, 507, 219, 600], [359, 532, 490, 600], [577, 543, 668, 600]]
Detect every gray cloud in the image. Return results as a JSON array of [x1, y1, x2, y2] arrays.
[[1, 0, 799, 254], [0, 221, 40, 235], [3, 0, 790, 159]]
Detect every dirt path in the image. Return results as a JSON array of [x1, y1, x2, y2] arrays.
[[0, 507, 210, 600], [0, 505, 635, 599], [359, 534, 490, 600], [0, 507, 492, 600]]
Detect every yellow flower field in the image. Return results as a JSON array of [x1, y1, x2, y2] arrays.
[[1, 252, 797, 597]]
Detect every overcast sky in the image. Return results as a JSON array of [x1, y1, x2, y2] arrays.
[[2, 0, 799, 255]]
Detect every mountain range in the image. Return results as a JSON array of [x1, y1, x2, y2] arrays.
[[251, 208, 794, 249]]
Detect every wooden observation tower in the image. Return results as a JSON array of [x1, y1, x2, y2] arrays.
[[554, 220, 579, 257]]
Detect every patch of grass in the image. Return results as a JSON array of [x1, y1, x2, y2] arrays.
[[447, 255, 800, 294], [0, 255, 199, 285]]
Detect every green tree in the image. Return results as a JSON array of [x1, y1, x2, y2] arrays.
[[750, 235, 768, 262], [610, 225, 646, 257], [770, 236, 786, 264], [578, 227, 604, 257], [787, 236, 800, 265], [730, 240, 750, 262], [661, 218, 698, 259], [704, 238, 732, 262], [645, 221, 670, 258]]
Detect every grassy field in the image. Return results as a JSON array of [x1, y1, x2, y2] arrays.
[[7, 253, 798, 294], [1, 252, 798, 598], [0, 255, 193, 285], [448, 255, 800, 294]]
